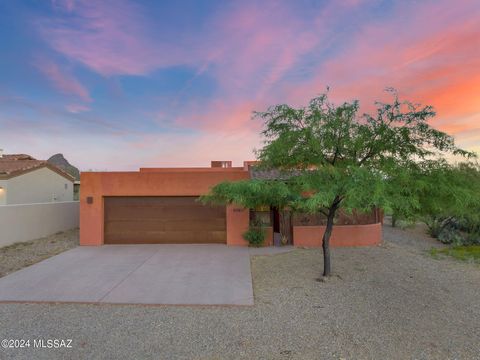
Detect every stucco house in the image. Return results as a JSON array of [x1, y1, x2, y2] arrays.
[[0, 152, 74, 205], [80, 161, 382, 247]]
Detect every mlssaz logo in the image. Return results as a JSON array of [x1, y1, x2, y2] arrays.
[[33, 339, 73, 349]]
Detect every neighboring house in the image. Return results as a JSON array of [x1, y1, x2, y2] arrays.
[[0, 152, 74, 205], [80, 161, 382, 247], [47, 153, 81, 200]]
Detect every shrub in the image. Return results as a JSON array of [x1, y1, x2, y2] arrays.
[[243, 226, 266, 247], [425, 214, 480, 246], [437, 227, 464, 246], [464, 231, 480, 246], [425, 217, 445, 238]]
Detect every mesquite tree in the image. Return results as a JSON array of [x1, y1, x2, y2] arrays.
[[254, 89, 473, 277]]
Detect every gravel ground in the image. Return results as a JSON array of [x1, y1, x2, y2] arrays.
[[383, 217, 446, 252], [0, 229, 79, 278], [0, 225, 479, 359]]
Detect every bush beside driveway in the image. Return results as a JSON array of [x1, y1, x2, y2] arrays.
[[0, 225, 479, 359]]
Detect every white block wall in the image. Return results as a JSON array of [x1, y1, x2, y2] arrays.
[[0, 201, 79, 247]]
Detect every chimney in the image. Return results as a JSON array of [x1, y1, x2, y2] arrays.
[[211, 161, 232, 168], [0, 149, 3, 158]]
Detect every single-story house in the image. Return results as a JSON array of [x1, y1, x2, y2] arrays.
[[0, 152, 75, 205], [80, 161, 382, 247]]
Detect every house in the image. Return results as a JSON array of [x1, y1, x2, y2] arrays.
[[80, 161, 382, 247], [0, 151, 74, 205]]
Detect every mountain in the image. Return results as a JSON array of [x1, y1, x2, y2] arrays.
[[47, 153, 80, 180]]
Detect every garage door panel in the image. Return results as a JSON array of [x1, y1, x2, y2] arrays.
[[105, 218, 226, 232], [104, 196, 226, 244], [104, 230, 226, 244], [105, 204, 223, 220], [106, 208, 224, 222]]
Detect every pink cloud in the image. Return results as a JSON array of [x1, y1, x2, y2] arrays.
[[38, 0, 187, 76], [205, 2, 329, 97], [65, 103, 90, 113], [281, 0, 480, 138], [34, 57, 91, 102], [174, 99, 261, 133], [167, 1, 339, 132]]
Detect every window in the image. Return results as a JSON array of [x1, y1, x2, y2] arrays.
[[64, 183, 68, 189], [250, 206, 272, 226]]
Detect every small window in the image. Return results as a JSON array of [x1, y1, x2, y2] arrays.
[[65, 183, 68, 189], [250, 207, 272, 226]]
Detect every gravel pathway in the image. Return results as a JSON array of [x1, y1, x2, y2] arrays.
[[0, 229, 79, 278], [382, 219, 446, 252], [0, 225, 479, 359]]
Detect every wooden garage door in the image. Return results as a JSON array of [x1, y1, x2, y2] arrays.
[[104, 196, 226, 244]]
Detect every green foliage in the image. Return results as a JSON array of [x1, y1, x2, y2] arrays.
[[422, 163, 479, 222], [291, 165, 386, 216], [200, 179, 297, 210], [437, 227, 465, 246], [464, 231, 480, 246], [397, 161, 480, 245], [425, 217, 448, 238], [254, 89, 475, 219], [256, 89, 473, 171], [243, 222, 266, 247]]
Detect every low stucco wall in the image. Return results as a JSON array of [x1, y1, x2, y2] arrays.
[[0, 201, 79, 247], [293, 223, 382, 247]]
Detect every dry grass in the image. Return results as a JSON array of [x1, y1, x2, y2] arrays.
[[431, 245, 480, 264]]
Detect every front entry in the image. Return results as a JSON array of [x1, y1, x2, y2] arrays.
[[271, 207, 293, 245]]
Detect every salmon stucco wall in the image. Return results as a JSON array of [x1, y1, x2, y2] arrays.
[[226, 205, 249, 246], [225, 208, 273, 247], [293, 223, 382, 247], [80, 170, 249, 246]]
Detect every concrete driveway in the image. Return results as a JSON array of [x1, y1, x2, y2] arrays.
[[0, 245, 254, 305]]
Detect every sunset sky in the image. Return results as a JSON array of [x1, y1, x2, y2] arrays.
[[0, 0, 479, 170]]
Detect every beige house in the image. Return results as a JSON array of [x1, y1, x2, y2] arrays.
[[0, 152, 74, 205]]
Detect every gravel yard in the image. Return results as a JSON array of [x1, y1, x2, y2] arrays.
[[1, 225, 479, 359], [0, 229, 79, 278]]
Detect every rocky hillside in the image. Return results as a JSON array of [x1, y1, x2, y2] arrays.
[[47, 153, 80, 180]]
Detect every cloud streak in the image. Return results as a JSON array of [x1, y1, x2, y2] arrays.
[[39, 0, 189, 76], [35, 56, 91, 102]]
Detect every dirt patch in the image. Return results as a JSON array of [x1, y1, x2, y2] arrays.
[[0, 229, 78, 278]]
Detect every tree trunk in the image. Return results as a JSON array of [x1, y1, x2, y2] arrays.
[[391, 214, 397, 228], [321, 197, 341, 277]]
